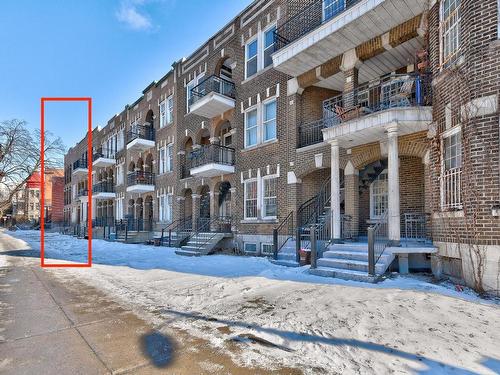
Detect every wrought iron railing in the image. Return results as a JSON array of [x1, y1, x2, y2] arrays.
[[274, 0, 361, 50], [187, 144, 235, 169], [126, 124, 155, 144], [404, 213, 429, 244], [73, 159, 88, 170], [77, 189, 88, 198], [127, 171, 155, 186], [367, 211, 389, 276], [297, 74, 432, 148], [440, 167, 462, 210], [189, 75, 236, 107], [272, 211, 295, 260], [92, 217, 115, 228], [160, 216, 193, 247], [93, 147, 116, 161], [92, 181, 115, 194]]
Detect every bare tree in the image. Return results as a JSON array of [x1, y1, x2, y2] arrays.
[[0, 119, 66, 214]]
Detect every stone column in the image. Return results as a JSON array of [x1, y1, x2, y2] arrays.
[[229, 188, 237, 232], [344, 161, 359, 239], [387, 124, 400, 244], [192, 194, 201, 231], [340, 49, 360, 109], [210, 191, 219, 231], [329, 139, 341, 241]]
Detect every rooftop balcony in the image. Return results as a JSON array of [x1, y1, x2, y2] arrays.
[[273, 0, 428, 77], [298, 74, 432, 148], [72, 159, 88, 177], [93, 148, 116, 168], [188, 144, 235, 178], [126, 124, 155, 152], [188, 75, 236, 118], [92, 181, 116, 200], [126, 171, 155, 194]]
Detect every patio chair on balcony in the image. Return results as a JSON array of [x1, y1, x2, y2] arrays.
[[334, 105, 369, 122], [389, 78, 414, 108]]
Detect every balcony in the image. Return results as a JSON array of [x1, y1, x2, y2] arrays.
[[188, 75, 236, 118], [298, 74, 432, 148], [77, 189, 88, 202], [92, 181, 116, 200], [273, 0, 428, 77], [93, 148, 116, 167], [126, 125, 155, 152], [72, 159, 88, 177], [126, 171, 155, 194], [188, 144, 235, 178]]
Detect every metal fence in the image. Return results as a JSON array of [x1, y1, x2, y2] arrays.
[[189, 75, 236, 107]]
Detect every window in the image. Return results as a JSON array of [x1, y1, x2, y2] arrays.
[[263, 100, 277, 142], [245, 99, 277, 148], [187, 73, 205, 113], [159, 194, 173, 223], [261, 243, 274, 255], [166, 96, 174, 124], [263, 26, 276, 68], [370, 170, 388, 220], [441, 126, 462, 210], [245, 39, 258, 79], [245, 108, 258, 147], [440, 0, 461, 66], [159, 100, 167, 128], [244, 242, 257, 253], [263, 177, 277, 218], [244, 180, 258, 219], [323, 0, 345, 22], [116, 198, 124, 220], [159, 144, 173, 174]]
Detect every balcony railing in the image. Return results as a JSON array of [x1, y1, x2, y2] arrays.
[[126, 124, 155, 144], [297, 74, 432, 148], [77, 189, 88, 198], [92, 181, 115, 194], [275, 0, 361, 50], [127, 171, 155, 186], [73, 159, 88, 170], [187, 144, 235, 169], [93, 147, 116, 161], [189, 75, 236, 108]]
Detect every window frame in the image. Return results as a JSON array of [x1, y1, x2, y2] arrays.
[[244, 242, 258, 253], [159, 100, 167, 128], [262, 176, 277, 220], [439, 0, 462, 68], [166, 95, 174, 124], [244, 179, 258, 220], [166, 143, 173, 173], [262, 98, 277, 143], [262, 24, 277, 69], [244, 106, 259, 148], [245, 37, 259, 79]]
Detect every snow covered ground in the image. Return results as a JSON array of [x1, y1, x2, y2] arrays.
[[2, 230, 500, 374]]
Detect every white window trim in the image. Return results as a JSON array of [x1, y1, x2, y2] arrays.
[[159, 100, 167, 128], [159, 193, 173, 224], [262, 23, 277, 69], [244, 97, 277, 149], [440, 124, 463, 210], [261, 243, 274, 255], [166, 143, 173, 173], [244, 242, 258, 253], [166, 95, 174, 124], [244, 178, 258, 220], [245, 37, 259, 80], [439, 0, 462, 68], [262, 175, 277, 220], [245, 23, 277, 79]]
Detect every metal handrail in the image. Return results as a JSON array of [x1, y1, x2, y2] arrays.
[[367, 211, 389, 275], [272, 211, 294, 260], [191, 216, 232, 252], [126, 124, 155, 144], [93, 147, 116, 161], [92, 181, 115, 193], [127, 171, 155, 186], [160, 216, 193, 247], [189, 75, 236, 107], [274, 0, 362, 50], [187, 144, 236, 169], [73, 159, 88, 170]]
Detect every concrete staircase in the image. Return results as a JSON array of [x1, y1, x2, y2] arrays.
[[309, 242, 395, 282], [175, 232, 227, 256], [114, 231, 151, 244], [269, 239, 300, 267]]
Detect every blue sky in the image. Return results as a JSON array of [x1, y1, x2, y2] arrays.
[[0, 0, 250, 149]]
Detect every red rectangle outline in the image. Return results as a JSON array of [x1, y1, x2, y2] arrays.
[[40, 97, 93, 268]]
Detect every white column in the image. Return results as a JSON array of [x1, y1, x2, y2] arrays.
[[387, 125, 400, 243], [329, 139, 341, 240]]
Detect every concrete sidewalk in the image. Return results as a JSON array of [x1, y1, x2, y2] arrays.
[[0, 232, 300, 375]]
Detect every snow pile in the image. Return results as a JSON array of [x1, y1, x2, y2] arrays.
[[3, 230, 500, 374]]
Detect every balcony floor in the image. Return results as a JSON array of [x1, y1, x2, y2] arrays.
[[322, 106, 432, 148], [189, 92, 235, 118], [190, 163, 235, 178], [126, 185, 155, 194], [72, 168, 88, 177], [126, 138, 155, 152], [93, 192, 116, 200], [93, 158, 115, 168]]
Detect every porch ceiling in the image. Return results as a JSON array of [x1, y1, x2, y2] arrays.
[[314, 37, 424, 91], [273, 0, 427, 77]]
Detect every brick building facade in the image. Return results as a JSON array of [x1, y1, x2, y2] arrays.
[[63, 0, 500, 293]]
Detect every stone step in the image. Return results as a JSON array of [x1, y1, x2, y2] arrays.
[[317, 257, 386, 273], [270, 259, 300, 267], [309, 266, 377, 283], [328, 243, 369, 253], [323, 250, 368, 261], [175, 249, 201, 257], [277, 253, 296, 261]]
